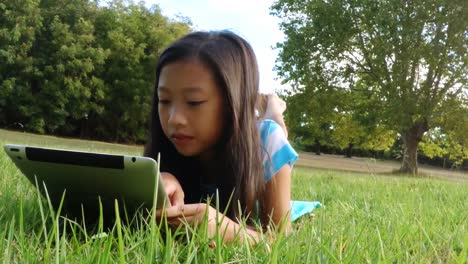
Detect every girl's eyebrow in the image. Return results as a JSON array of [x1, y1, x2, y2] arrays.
[[157, 86, 169, 93]]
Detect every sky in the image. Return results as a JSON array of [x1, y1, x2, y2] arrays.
[[146, 0, 285, 93]]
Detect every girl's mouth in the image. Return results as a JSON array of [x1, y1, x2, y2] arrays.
[[171, 134, 194, 145]]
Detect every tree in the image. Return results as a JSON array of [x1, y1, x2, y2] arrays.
[[272, 0, 467, 174], [0, 0, 191, 142], [37, 15, 108, 134], [0, 0, 42, 130], [0, 0, 107, 134], [282, 88, 339, 154], [420, 97, 468, 167], [93, 1, 190, 142]]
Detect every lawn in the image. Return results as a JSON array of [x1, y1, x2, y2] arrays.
[[1, 130, 467, 263]]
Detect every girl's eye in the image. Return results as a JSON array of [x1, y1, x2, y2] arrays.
[[158, 99, 170, 104], [187, 101, 205, 106]]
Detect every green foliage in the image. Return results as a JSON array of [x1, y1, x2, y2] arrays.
[[39, 13, 108, 134], [93, 1, 190, 142], [360, 126, 396, 152], [272, 0, 467, 171], [0, 0, 42, 129], [331, 114, 365, 149], [0, 0, 191, 142], [420, 128, 468, 167]]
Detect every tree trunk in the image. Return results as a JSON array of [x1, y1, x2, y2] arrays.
[[345, 143, 353, 158], [400, 120, 428, 175], [314, 139, 321, 155]]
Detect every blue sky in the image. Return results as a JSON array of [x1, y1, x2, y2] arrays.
[[146, 0, 285, 93]]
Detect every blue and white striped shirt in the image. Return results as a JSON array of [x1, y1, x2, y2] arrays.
[[259, 119, 298, 181]]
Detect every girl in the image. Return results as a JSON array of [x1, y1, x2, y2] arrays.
[[144, 30, 298, 243]]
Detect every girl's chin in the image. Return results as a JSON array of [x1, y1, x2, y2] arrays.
[[174, 146, 200, 157], [176, 149, 214, 162]]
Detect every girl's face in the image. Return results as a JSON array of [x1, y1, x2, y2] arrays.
[[157, 59, 225, 160]]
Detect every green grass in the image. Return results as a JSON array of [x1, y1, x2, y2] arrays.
[[1, 130, 467, 263], [0, 129, 142, 154]]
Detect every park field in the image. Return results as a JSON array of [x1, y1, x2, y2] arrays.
[[0, 129, 467, 263]]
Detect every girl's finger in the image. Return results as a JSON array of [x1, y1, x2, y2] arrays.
[[155, 208, 166, 218], [171, 189, 184, 207], [164, 203, 206, 218], [165, 214, 201, 227], [165, 184, 175, 194]]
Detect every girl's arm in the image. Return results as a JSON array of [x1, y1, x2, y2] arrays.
[[162, 165, 293, 244], [161, 203, 262, 244], [160, 173, 262, 243], [258, 93, 288, 138], [261, 164, 292, 234], [264, 94, 288, 139]]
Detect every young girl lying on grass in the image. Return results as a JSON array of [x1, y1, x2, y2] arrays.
[[144, 30, 298, 243]]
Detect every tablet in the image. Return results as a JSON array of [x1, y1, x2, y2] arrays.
[[4, 144, 170, 220]]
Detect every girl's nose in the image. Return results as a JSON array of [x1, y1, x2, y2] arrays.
[[168, 106, 187, 127]]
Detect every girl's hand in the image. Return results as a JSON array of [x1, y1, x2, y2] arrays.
[[264, 93, 287, 121], [160, 203, 262, 243], [160, 172, 184, 206], [264, 94, 289, 138], [163, 203, 222, 237]]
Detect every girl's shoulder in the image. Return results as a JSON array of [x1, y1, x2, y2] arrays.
[[258, 119, 283, 145], [258, 119, 298, 181]]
